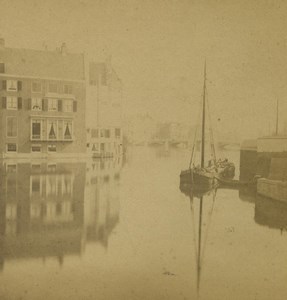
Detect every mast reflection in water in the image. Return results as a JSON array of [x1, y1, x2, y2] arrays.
[[180, 183, 217, 298], [0, 157, 123, 271]]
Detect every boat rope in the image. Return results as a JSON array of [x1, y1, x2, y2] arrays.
[[188, 102, 201, 169], [206, 90, 217, 164]]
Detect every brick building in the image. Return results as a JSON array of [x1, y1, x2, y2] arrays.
[[0, 39, 86, 158]]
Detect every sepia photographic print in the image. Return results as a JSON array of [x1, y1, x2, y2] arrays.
[[0, 0, 287, 299]]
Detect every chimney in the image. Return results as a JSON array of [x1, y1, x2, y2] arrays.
[[0, 38, 5, 49], [60, 42, 67, 55]]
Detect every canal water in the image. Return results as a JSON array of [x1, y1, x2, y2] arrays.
[[0, 146, 287, 300]]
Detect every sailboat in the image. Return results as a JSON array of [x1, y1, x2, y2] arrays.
[[180, 62, 235, 190]]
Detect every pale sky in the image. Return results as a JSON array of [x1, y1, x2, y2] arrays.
[[1, 0, 287, 139]]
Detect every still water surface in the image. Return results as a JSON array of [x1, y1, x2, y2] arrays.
[[0, 147, 287, 300]]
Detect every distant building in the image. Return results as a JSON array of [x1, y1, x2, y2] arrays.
[[152, 122, 192, 144], [86, 58, 123, 158], [0, 39, 86, 158], [123, 113, 157, 145]]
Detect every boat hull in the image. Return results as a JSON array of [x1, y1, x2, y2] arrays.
[[180, 169, 216, 190]]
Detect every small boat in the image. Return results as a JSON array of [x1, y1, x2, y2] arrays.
[[180, 62, 235, 189]]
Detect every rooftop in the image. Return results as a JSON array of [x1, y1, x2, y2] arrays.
[[0, 43, 85, 81]]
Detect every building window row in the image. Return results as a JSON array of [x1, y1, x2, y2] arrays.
[[31, 118, 73, 141], [90, 128, 121, 139], [1, 80, 22, 91], [2, 97, 77, 112], [1, 79, 73, 94], [5, 143, 60, 153], [30, 174, 74, 198], [31, 144, 57, 153]]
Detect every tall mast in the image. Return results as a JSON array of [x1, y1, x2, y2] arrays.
[[201, 62, 207, 168]]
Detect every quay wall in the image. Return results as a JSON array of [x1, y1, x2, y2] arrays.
[[257, 178, 287, 202]]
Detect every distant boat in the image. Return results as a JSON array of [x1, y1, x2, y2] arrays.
[[180, 62, 235, 190]]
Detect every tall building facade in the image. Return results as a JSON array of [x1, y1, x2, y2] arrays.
[[86, 57, 123, 158], [0, 39, 86, 158]]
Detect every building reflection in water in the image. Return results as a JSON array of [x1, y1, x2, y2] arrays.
[[255, 195, 287, 232], [0, 157, 123, 271], [237, 184, 287, 232]]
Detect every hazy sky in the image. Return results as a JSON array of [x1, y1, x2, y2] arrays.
[[1, 0, 287, 139]]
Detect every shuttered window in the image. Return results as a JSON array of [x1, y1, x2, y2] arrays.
[[7, 97, 17, 110], [63, 100, 73, 112]]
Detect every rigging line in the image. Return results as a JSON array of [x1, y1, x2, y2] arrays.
[[206, 89, 217, 163], [200, 189, 217, 265], [189, 124, 198, 169], [188, 100, 202, 169]]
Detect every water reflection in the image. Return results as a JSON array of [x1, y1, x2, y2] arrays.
[[0, 157, 123, 271], [179, 183, 217, 298], [179, 179, 287, 299], [255, 195, 287, 232]]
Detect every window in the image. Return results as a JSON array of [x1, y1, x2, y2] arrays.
[[91, 129, 98, 138], [115, 128, 121, 138], [32, 120, 41, 140], [100, 129, 105, 137], [7, 143, 17, 152], [48, 99, 58, 111], [6, 164, 17, 173], [49, 83, 58, 93], [48, 121, 57, 140], [64, 121, 72, 140], [0, 63, 4, 73], [6, 204, 17, 221], [92, 143, 99, 151], [105, 129, 110, 138], [7, 97, 17, 110], [32, 82, 42, 93], [48, 144, 56, 152], [47, 164, 57, 172], [31, 164, 41, 172], [7, 80, 17, 91], [7, 117, 17, 137], [63, 84, 72, 94], [63, 100, 73, 112], [31, 98, 42, 111], [31, 144, 41, 152], [31, 176, 41, 193]]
